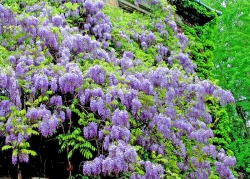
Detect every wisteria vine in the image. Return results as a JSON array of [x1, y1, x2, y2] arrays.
[[0, 0, 236, 178]]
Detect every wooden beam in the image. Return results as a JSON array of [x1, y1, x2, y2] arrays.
[[118, 0, 151, 15]]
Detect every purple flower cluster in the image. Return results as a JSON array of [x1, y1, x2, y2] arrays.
[[12, 152, 29, 165], [133, 32, 156, 49], [83, 155, 104, 175], [0, 72, 8, 88], [0, 4, 17, 27], [82, 0, 112, 43], [38, 114, 58, 137], [25, 105, 60, 137], [90, 98, 106, 118], [52, 15, 63, 27], [188, 158, 212, 179], [131, 98, 142, 115], [176, 33, 188, 50], [214, 149, 236, 178], [110, 125, 130, 142], [0, 100, 12, 117], [34, 74, 49, 93], [177, 52, 196, 73], [50, 96, 63, 108], [83, 122, 98, 139], [4, 115, 32, 164], [130, 161, 164, 179], [111, 109, 129, 126], [150, 113, 171, 138], [0, 70, 21, 107], [150, 144, 164, 155], [202, 145, 217, 159], [79, 88, 105, 105], [153, 19, 168, 37], [59, 64, 84, 94], [156, 44, 168, 56], [86, 65, 105, 84], [83, 141, 136, 176], [190, 129, 214, 144], [119, 52, 134, 72]]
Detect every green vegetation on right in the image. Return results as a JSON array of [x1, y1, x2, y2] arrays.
[[202, 0, 250, 177]]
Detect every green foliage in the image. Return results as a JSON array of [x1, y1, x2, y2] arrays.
[[57, 127, 96, 159], [229, 116, 250, 173], [205, 97, 231, 149], [68, 174, 89, 179], [178, 17, 217, 80], [177, 0, 217, 20], [202, 0, 250, 177], [1, 107, 38, 161]]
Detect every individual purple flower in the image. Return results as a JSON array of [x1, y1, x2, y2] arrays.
[[50, 77, 58, 92], [103, 136, 110, 151], [141, 42, 147, 49], [0, 72, 8, 88], [131, 98, 142, 115], [12, 154, 17, 165], [165, 87, 175, 102], [168, 21, 177, 33], [8, 56, 16, 64], [66, 107, 71, 119], [59, 111, 65, 122], [116, 41, 121, 48]]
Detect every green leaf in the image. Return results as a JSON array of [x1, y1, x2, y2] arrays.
[[2, 145, 13, 151]]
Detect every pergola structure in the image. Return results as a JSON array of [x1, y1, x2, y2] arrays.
[[104, 0, 222, 25]]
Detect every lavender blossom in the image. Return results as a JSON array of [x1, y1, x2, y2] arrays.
[[86, 65, 105, 84], [52, 15, 63, 27], [83, 122, 98, 139]]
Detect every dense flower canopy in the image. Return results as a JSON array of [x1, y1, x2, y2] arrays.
[[0, 0, 236, 178]]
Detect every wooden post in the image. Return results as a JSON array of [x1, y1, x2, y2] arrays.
[[17, 163, 22, 179]]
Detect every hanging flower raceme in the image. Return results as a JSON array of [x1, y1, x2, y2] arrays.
[[86, 65, 105, 84], [59, 63, 84, 94]]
